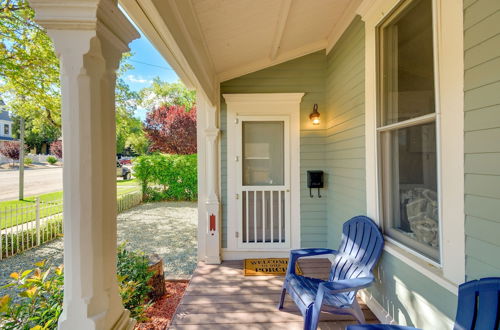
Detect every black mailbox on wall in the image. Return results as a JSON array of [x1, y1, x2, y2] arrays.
[[307, 170, 324, 198]]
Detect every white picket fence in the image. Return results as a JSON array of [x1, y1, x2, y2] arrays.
[[0, 190, 142, 259], [117, 190, 143, 214], [0, 198, 63, 260]]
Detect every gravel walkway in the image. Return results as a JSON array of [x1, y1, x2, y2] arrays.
[[117, 201, 198, 279], [0, 201, 198, 298]]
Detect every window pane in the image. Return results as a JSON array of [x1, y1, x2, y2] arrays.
[[242, 121, 284, 186], [381, 122, 439, 261], [380, 0, 435, 126]]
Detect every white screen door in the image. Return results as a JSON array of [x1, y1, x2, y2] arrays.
[[236, 116, 290, 249]]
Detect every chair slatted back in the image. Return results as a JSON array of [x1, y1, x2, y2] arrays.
[[329, 216, 384, 283], [454, 277, 500, 330]]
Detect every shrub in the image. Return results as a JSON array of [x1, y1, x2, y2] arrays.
[[24, 157, 33, 165], [46, 156, 57, 165], [134, 153, 197, 201], [117, 245, 154, 320], [50, 140, 62, 159], [0, 260, 64, 330], [0, 247, 154, 328], [0, 141, 21, 167]]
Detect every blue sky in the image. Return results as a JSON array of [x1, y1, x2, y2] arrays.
[[123, 17, 179, 120]]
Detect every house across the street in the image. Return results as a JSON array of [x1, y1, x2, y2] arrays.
[[0, 100, 15, 148]]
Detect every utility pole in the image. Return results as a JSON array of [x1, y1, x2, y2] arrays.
[[19, 117, 25, 200]]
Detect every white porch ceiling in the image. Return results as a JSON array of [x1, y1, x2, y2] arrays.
[[191, 0, 354, 80], [121, 0, 362, 101]]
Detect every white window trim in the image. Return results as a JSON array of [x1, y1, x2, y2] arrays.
[[359, 0, 464, 291], [223, 93, 303, 259], [0, 121, 10, 137]]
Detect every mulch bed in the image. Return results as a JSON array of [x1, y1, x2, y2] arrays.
[[135, 280, 189, 330]]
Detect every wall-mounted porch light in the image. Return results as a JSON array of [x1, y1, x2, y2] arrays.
[[309, 104, 320, 125]]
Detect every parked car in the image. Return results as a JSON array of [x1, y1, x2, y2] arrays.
[[116, 161, 131, 180], [119, 158, 132, 165]]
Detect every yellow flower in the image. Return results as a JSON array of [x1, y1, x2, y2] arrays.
[[34, 260, 46, 267], [0, 295, 10, 312], [24, 287, 38, 298], [55, 265, 63, 275]]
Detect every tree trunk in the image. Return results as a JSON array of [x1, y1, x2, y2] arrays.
[[148, 254, 165, 300]]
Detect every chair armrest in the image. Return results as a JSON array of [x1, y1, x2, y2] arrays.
[[319, 276, 374, 295], [286, 248, 338, 276]]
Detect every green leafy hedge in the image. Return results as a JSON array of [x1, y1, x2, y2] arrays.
[[133, 154, 197, 201]]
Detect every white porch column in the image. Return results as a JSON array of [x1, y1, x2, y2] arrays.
[[29, 1, 139, 329], [197, 91, 221, 264]]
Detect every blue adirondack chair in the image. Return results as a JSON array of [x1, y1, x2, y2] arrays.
[[346, 277, 500, 330], [278, 215, 384, 330], [454, 277, 500, 330], [347, 325, 420, 330]]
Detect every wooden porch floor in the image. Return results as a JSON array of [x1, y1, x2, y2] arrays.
[[170, 258, 379, 329]]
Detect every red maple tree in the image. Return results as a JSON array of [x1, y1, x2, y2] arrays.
[[50, 140, 63, 158], [144, 105, 197, 155], [0, 141, 21, 166]]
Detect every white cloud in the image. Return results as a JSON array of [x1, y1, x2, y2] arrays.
[[125, 74, 153, 84]]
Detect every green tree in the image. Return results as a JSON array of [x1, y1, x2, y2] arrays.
[[139, 78, 196, 111], [1, 1, 146, 155], [11, 115, 60, 152], [115, 54, 148, 155], [0, 0, 61, 132]]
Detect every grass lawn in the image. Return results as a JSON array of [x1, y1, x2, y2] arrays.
[[116, 178, 139, 186], [0, 181, 141, 230]]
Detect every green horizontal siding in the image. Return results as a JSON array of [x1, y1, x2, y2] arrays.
[[220, 51, 328, 248], [325, 17, 367, 249], [463, 0, 500, 279], [370, 253, 456, 328]]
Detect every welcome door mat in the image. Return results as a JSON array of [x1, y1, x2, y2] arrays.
[[244, 258, 302, 276]]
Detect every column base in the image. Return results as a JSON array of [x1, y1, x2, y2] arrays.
[[205, 256, 222, 264], [58, 308, 134, 330], [112, 309, 136, 330]]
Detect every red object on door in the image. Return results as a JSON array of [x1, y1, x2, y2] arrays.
[[209, 214, 216, 234]]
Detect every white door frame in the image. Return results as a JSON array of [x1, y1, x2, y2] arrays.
[[223, 93, 303, 260]]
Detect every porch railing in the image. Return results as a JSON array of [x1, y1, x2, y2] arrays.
[[0, 189, 142, 260]]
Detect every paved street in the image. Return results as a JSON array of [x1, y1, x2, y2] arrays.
[[0, 167, 63, 201]]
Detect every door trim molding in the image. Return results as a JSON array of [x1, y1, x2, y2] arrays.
[[224, 93, 304, 255]]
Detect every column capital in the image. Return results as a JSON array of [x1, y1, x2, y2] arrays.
[[29, 0, 139, 53]]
